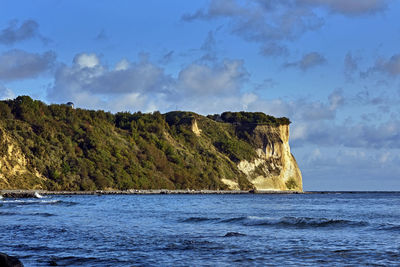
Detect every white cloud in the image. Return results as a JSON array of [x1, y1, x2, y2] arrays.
[[291, 123, 308, 140], [48, 53, 249, 112], [115, 59, 130, 71], [175, 94, 256, 115], [50, 53, 171, 101], [177, 59, 247, 96], [108, 92, 147, 112], [73, 53, 100, 69], [241, 93, 258, 110], [0, 84, 15, 100]]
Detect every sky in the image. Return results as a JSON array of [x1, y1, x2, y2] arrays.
[[1, 0, 400, 191]]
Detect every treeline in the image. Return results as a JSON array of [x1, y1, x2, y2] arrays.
[[0, 96, 284, 191], [207, 111, 290, 125]]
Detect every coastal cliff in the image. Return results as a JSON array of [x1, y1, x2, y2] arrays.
[[0, 96, 302, 191], [236, 124, 302, 191]]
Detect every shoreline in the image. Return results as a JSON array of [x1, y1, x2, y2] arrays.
[[0, 189, 304, 198], [1, 190, 397, 198]]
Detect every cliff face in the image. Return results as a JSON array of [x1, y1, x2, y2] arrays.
[[234, 124, 302, 191], [0, 126, 48, 189], [0, 97, 302, 191]]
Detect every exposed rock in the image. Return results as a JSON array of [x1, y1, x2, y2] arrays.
[[248, 189, 258, 194], [191, 119, 202, 136], [221, 178, 240, 190], [2, 191, 42, 198], [235, 124, 302, 191], [0, 253, 24, 267], [0, 125, 48, 189], [48, 260, 58, 266]]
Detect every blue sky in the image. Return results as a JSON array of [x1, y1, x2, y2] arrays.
[[1, 0, 400, 190]]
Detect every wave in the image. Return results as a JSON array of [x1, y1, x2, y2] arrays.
[[0, 199, 60, 205], [224, 232, 246, 237], [181, 216, 248, 224], [57, 200, 79, 206], [181, 215, 368, 228], [0, 211, 55, 217], [220, 216, 248, 223], [0, 199, 77, 206], [0, 211, 19, 216], [31, 212, 55, 217], [162, 239, 222, 251], [42, 256, 105, 266], [242, 216, 368, 228], [377, 223, 400, 232], [34, 192, 44, 198], [181, 217, 220, 223]]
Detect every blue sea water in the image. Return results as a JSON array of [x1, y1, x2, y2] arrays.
[[1, 193, 399, 266]]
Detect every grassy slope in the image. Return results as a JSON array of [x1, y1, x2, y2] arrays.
[[0, 96, 289, 191]]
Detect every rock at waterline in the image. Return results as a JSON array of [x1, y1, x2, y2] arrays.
[[1, 191, 42, 198], [48, 260, 58, 266], [0, 253, 24, 267], [224, 232, 246, 237]]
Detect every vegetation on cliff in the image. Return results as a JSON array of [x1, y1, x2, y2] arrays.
[[208, 111, 290, 125], [0, 96, 294, 191]]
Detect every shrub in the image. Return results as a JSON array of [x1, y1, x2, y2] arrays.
[[285, 178, 298, 190]]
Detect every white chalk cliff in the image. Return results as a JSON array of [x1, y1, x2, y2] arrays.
[[237, 124, 302, 191]]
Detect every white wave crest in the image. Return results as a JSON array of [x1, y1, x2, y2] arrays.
[[34, 192, 44, 198]]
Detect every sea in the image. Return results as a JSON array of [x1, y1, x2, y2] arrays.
[[1, 192, 399, 266]]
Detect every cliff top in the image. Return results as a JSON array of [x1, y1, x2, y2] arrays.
[[207, 111, 290, 126], [0, 96, 289, 127]]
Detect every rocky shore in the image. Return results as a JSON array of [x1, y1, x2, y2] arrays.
[[0, 189, 303, 198], [0, 252, 23, 267]]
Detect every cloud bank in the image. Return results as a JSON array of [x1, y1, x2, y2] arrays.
[[183, 0, 389, 58], [0, 49, 56, 81], [48, 53, 248, 112]]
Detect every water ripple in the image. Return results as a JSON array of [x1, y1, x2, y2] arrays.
[[181, 215, 369, 228]]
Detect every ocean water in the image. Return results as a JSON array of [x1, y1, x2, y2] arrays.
[[1, 193, 399, 266]]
